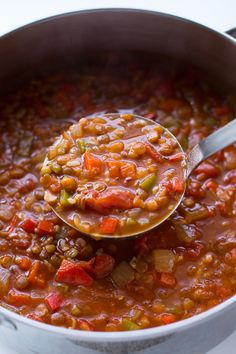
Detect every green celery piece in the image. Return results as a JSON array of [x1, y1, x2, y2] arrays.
[[126, 218, 137, 226], [140, 173, 157, 192], [122, 318, 141, 331], [77, 139, 87, 154], [60, 189, 70, 207]]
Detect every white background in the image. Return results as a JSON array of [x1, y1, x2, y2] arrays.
[[0, 1, 235, 353]]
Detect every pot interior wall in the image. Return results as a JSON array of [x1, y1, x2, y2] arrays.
[[0, 10, 235, 95]]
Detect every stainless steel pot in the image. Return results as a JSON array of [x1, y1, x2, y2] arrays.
[[0, 9, 235, 354]]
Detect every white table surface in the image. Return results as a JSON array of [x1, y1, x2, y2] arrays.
[[0, 1, 235, 353]]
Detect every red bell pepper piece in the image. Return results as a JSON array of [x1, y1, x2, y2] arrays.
[[21, 219, 36, 233], [45, 293, 64, 311], [37, 220, 54, 236], [99, 217, 118, 234], [55, 259, 93, 286]]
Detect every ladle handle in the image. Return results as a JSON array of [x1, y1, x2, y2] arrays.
[[186, 118, 236, 177]]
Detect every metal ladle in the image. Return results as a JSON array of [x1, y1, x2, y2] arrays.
[[44, 114, 236, 239]]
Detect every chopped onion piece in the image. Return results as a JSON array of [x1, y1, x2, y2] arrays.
[[111, 261, 135, 288], [152, 249, 175, 273]]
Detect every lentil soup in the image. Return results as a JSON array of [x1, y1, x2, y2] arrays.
[[41, 113, 185, 237], [0, 59, 235, 331]]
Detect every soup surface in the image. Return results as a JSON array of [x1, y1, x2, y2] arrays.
[[0, 58, 235, 331], [41, 113, 185, 237]]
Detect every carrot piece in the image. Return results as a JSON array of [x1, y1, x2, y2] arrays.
[[172, 177, 184, 193], [107, 161, 121, 178], [21, 218, 36, 233], [28, 261, 46, 287], [107, 161, 136, 179], [7, 290, 32, 307], [120, 162, 136, 179], [89, 254, 115, 278], [55, 259, 93, 286], [100, 217, 118, 235], [160, 313, 177, 324], [84, 152, 102, 176], [159, 273, 176, 288], [37, 220, 54, 236], [45, 293, 64, 311], [145, 143, 163, 163]]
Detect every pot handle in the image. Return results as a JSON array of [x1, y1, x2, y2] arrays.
[[226, 27, 236, 39], [0, 313, 17, 330]]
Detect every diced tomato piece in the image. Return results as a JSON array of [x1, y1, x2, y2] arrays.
[[89, 254, 115, 278], [45, 293, 64, 311], [159, 273, 176, 288], [77, 319, 94, 331], [84, 152, 102, 176], [21, 219, 36, 233], [26, 314, 45, 323], [7, 290, 32, 307], [172, 177, 184, 193], [145, 143, 163, 163], [86, 187, 134, 212], [160, 313, 177, 324], [37, 220, 54, 236], [99, 217, 118, 234], [185, 242, 204, 260], [18, 257, 32, 271], [55, 259, 93, 286], [28, 261, 46, 287], [168, 152, 185, 162], [194, 162, 220, 177]]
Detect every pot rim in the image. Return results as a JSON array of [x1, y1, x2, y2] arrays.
[[0, 7, 236, 341]]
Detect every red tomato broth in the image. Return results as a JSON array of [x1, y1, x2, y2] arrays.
[[41, 113, 185, 237], [0, 60, 235, 331]]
